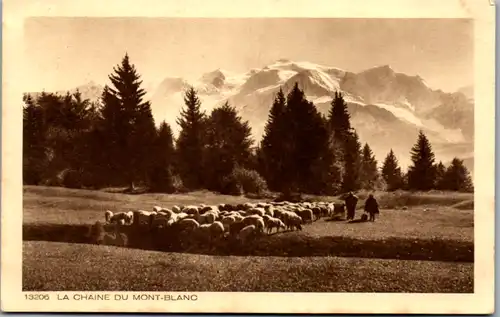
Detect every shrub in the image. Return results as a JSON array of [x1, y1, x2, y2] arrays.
[[232, 167, 269, 195], [62, 169, 83, 189]]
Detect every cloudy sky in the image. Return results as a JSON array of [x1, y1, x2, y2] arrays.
[[24, 17, 473, 93]]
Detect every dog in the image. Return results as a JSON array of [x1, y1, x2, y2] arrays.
[[360, 214, 368, 222]]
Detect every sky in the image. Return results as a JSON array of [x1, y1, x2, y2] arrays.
[[24, 17, 473, 93]]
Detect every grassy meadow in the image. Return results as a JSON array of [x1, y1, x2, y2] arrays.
[[22, 185, 474, 292]]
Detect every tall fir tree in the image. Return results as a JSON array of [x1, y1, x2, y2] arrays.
[[407, 130, 436, 191], [327, 90, 361, 192], [260, 88, 288, 191], [381, 149, 404, 191], [342, 130, 362, 192], [359, 143, 379, 190], [97, 53, 157, 189], [149, 121, 176, 193], [434, 161, 447, 190], [328, 91, 352, 142], [284, 83, 330, 193], [176, 87, 207, 190], [204, 101, 254, 192], [23, 94, 48, 185], [442, 158, 474, 192]]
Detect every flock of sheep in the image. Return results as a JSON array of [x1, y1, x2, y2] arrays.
[[103, 201, 345, 244]]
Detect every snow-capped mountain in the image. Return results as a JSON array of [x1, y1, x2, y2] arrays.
[[25, 59, 474, 173]]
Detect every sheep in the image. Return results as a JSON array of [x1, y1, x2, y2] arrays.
[[153, 206, 163, 213], [266, 217, 286, 234], [133, 210, 157, 226], [197, 221, 225, 241], [237, 225, 257, 243], [176, 218, 200, 232], [286, 214, 303, 231], [242, 215, 265, 234], [197, 211, 217, 225], [243, 202, 257, 210], [296, 209, 314, 224], [311, 207, 321, 221], [183, 205, 200, 215], [176, 212, 189, 221], [200, 205, 218, 214], [109, 212, 133, 225], [104, 210, 113, 223], [172, 205, 181, 213], [151, 212, 177, 228], [221, 215, 237, 231], [247, 207, 265, 217]]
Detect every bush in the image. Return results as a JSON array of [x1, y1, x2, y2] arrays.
[[232, 167, 269, 195], [62, 169, 84, 189]]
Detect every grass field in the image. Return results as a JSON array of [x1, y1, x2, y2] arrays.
[[22, 185, 474, 292], [23, 241, 473, 292]]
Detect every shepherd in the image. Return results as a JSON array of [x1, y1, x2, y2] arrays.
[[364, 194, 380, 222], [344, 191, 359, 221]]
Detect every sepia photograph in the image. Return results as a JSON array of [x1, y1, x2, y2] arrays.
[[1, 0, 495, 314]]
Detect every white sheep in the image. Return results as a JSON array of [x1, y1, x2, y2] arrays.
[[104, 210, 113, 223], [237, 225, 257, 243], [247, 207, 266, 217], [266, 217, 286, 234], [153, 206, 163, 213], [109, 212, 133, 225], [242, 215, 265, 234], [172, 205, 181, 213], [177, 218, 200, 232], [197, 211, 217, 225], [134, 210, 157, 226]]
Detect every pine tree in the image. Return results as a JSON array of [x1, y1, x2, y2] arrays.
[[407, 130, 436, 191], [284, 83, 329, 193], [342, 130, 362, 192], [359, 143, 379, 190], [149, 121, 176, 193], [204, 101, 254, 192], [328, 91, 352, 142], [434, 161, 446, 190], [260, 88, 288, 191], [23, 94, 48, 184], [176, 86, 207, 190], [442, 158, 474, 192], [98, 53, 157, 189], [381, 149, 404, 191]]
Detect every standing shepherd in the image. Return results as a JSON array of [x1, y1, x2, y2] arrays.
[[344, 192, 359, 221], [364, 194, 380, 222]]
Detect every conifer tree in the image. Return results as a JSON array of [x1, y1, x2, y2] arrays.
[[23, 94, 48, 184], [342, 130, 362, 192], [204, 101, 253, 192], [176, 87, 207, 190], [328, 91, 352, 142], [434, 161, 446, 190], [381, 149, 404, 191], [359, 143, 379, 190], [98, 53, 156, 189], [149, 121, 176, 193], [442, 158, 474, 192], [284, 83, 329, 193], [260, 88, 288, 191], [407, 130, 436, 191]]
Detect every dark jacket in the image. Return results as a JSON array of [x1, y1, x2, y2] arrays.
[[344, 194, 358, 210], [364, 196, 380, 214]]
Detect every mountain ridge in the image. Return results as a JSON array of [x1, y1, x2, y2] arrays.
[[25, 59, 474, 174]]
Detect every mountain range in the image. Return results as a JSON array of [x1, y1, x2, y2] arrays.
[[26, 59, 474, 174]]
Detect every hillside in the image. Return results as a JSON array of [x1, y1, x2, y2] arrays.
[[24, 59, 474, 172]]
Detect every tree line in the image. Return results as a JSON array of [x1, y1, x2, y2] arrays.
[[23, 54, 474, 195]]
